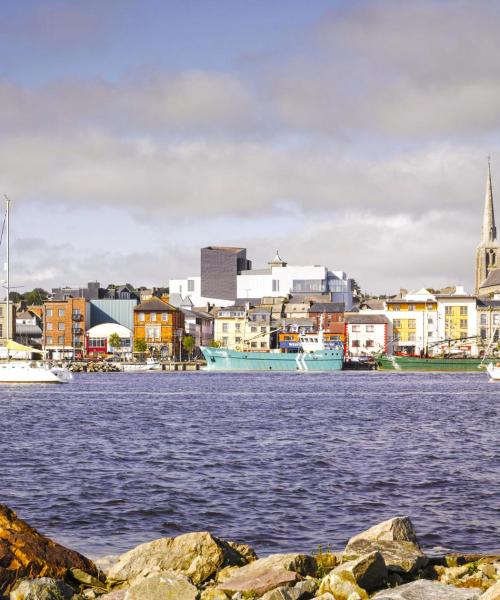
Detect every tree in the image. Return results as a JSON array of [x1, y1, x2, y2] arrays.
[[24, 288, 49, 305], [108, 333, 122, 355], [182, 335, 196, 360], [134, 338, 147, 359], [208, 340, 221, 348], [8, 291, 22, 303]]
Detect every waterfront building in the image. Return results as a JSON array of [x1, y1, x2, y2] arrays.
[[344, 314, 391, 357], [0, 302, 16, 346], [89, 299, 138, 331], [476, 298, 500, 349], [201, 246, 251, 301], [384, 289, 439, 355], [308, 302, 345, 332], [213, 305, 247, 350], [103, 284, 140, 301], [43, 297, 88, 359], [133, 297, 184, 358], [181, 307, 214, 347], [435, 290, 478, 356], [476, 161, 500, 296], [244, 305, 274, 351], [15, 309, 42, 348], [86, 323, 133, 357]]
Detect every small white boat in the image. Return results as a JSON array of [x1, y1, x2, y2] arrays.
[[486, 362, 500, 381], [120, 358, 161, 372], [0, 361, 73, 383]]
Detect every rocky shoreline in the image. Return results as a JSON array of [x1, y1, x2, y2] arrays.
[[1, 504, 498, 600]]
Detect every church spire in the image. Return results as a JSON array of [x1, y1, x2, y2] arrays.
[[482, 157, 497, 243]]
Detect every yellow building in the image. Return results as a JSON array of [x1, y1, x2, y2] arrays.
[[213, 306, 246, 350], [243, 306, 273, 351]]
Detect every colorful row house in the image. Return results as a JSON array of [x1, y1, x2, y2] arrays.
[[42, 297, 88, 358], [133, 297, 185, 358]]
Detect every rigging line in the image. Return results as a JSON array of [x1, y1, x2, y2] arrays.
[[0, 207, 6, 249]]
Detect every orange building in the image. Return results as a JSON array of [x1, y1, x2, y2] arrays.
[[43, 297, 87, 358], [133, 297, 184, 358]]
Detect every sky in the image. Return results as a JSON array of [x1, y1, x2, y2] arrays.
[[1, 0, 499, 295]]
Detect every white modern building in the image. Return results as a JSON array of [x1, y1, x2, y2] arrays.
[[169, 277, 234, 308], [236, 253, 354, 309]]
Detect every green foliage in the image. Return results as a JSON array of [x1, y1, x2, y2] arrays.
[[134, 338, 147, 353], [8, 291, 22, 303], [182, 335, 196, 357], [208, 340, 221, 348], [108, 333, 122, 352], [312, 543, 337, 578], [23, 288, 49, 305]]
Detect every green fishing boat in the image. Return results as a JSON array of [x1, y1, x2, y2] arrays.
[[376, 354, 484, 372]]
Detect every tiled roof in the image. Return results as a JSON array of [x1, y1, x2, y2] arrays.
[[134, 297, 174, 311], [345, 314, 389, 324], [309, 302, 345, 313]]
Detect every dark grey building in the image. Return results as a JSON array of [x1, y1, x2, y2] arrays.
[[200, 247, 251, 301], [51, 281, 101, 301]]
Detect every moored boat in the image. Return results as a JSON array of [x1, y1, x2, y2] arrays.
[[486, 362, 500, 380], [376, 354, 483, 372]]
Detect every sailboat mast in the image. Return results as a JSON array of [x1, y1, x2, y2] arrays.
[[5, 195, 9, 343]]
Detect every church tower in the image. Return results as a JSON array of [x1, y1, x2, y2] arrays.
[[475, 159, 500, 293]]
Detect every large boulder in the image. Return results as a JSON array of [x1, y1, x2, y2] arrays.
[[318, 571, 369, 600], [125, 571, 198, 600], [344, 539, 427, 574], [331, 551, 387, 592], [0, 504, 98, 596], [9, 577, 75, 600], [107, 531, 248, 586], [372, 579, 483, 599], [347, 517, 419, 547], [261, 579, 318, 600], [216, 567, 299, 596]]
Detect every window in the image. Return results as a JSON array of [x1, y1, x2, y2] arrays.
[[146, 326, 160, 340], [393, 320, 401, 328], [162, 313, 168, 322], [260, 326, 266, 333], [365, 325, 374, 332], [46, 323, 53, 331], [251, 326, 257, 333], [408, 320, 416, 329], [58, 336, 65, 344], [235, 323, 241, 331], [460, 306, 467, 316], [188, 279, 195, 292], [352, 325, 360, 332], [235, 337, 241, 343], [494, 314, 500, 326], [480, 314, 487, 325], [366, 340, 374, 347], [445, 306, 452, 315], [292, 279, 325, 293], [272, 279, 280, 292], [408, 305, 414, 311], [46, 336, 52, 344], [46, 309, 53, 317], [89, 338, 106, 347], [222, 323, 229, 333], [58, 309, 65, 317], [251, 342, 258, 348], [481, 328, 487, 340], [222, 337, 228, 346], [408, 333, 416, 341], [460, 319, 467, 328], [428, 317, 434, 324], [139, 312, 145, 322], [58, 322, 65, 331], [0, 307, 3, 317], [260, 342, 266, 348], [151, 313, 157, 321], [352, 340, 360, 347]]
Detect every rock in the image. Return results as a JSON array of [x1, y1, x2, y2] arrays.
[[10, 577, 75, 600], [260, 579, 318, 599], [70, 567, 105, 589], [315, 595, 335, 600], [107, 531, 247, 586], [344, 540, 427, 574], [224, 553, 316, 579], [216, 566, 299, 596], [318, 571, 368, 600], [0, 504, 98, 596], [481, 581, 500, 600], [332, 551, 387, 592], [315, 552, 342, 577], [94, 590, 126, 600], [372, 579, 483, 599], [125, 571, 198, 600], [226, 542, 258, 563], [347, 517, 419, 547], [199, 587, 231, 600]]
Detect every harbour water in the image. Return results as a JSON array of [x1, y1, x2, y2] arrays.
[[1, 372, 498, 558]]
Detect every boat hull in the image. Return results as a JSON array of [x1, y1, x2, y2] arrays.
[[486, 363, 500, 380], [200, 347, 343, 372], [376, 355, 484, 372], [0, 362, 73, 383]]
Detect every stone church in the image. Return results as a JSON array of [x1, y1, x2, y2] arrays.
[[475, 161, 500, 297]]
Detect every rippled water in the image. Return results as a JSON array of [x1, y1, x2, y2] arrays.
[[1, 372, 499, 558]]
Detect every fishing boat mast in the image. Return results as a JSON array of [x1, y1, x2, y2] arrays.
[[5, 195, 9, 345]]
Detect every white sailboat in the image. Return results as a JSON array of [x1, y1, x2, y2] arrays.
[[486, 362, 500, 381], [0, 196, 72, 383]]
